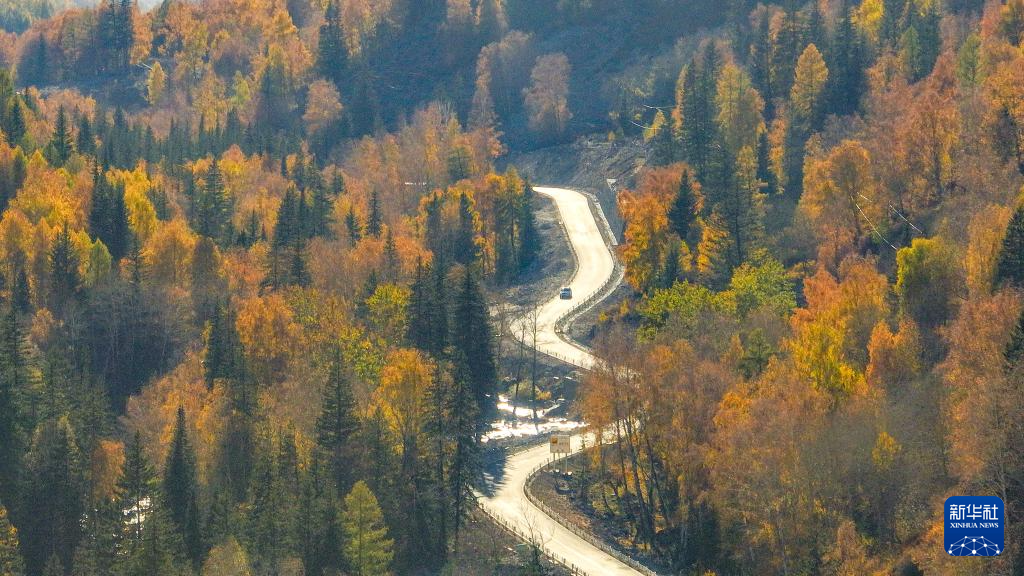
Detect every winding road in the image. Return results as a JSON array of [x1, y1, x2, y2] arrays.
[[479, 187, 643, 575]]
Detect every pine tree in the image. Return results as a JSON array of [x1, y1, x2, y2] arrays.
[[451, 268, 496, 425], [366, 190, 382, 237], [342, 481, 393, 576], [162, 406, 202, 567], [996, 203, 1024, 288], [668, 169, 697, 242]]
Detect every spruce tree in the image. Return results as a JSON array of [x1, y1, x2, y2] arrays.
[[204, 302, 242, 389], [996, 203, 1024, 288], [445, 351, 481, 552], [315, 352, 359, 483], [318, 0, 348, 87], [48, 106, 74, 166], [451, 268, 496, 425], [49, 223, 80, 315], [518, 182, 540, 272], [76, 113, 95, 157], [162, 406, 202, 567], [406, 260, 432, 351], [366, 190, 382, 237], [0, 305, 26, 511], [119, 431, 156, 550], [345, 206, 363, 243], [194, 160, 232, 243], [4, 99, 25, 145], [21, 417, 85, 575], [454, 192, 478, 265], [668, 169, 697, 241]]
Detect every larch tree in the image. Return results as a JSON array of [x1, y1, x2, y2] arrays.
[[342, 481, 393, 576]]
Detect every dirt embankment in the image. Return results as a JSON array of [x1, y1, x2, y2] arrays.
[[504, 135, 647, 243]]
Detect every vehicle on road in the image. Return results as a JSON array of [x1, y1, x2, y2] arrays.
[[559, 287, 572, 299]]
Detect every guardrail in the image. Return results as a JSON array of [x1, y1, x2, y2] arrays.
[[488, 187, 657, 574], [476, 499, 590, 575], [521, 454, 660, 576], [525, 188, 625, 368]]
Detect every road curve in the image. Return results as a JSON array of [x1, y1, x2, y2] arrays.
[[507, 187, 616, 370], [480, 187, 641, 576]]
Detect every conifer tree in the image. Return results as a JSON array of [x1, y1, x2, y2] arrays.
[[204, 302, 243, 388], [345, 206, 363, 243], [20, 417, 85, 575], [518, 182, 540, 272], [76, 114, 95, 157], [444, 351, 481, 552], [342, 481, 393, 576], [0, 305, 26, 511], [48, 105, 74, 166], [194, 160, 232, 243], [316, 351, 359, 491], [668, 169, 697, 242], [997, 202, 1024, 288], [162, 406, 202, 566], [454, 192, 479, 265], [245, 446, 285, 572], [318, 0, 348, 87], [119, 431, 156, 550], [49, 223, 80, 315], [451, 268, 496, 425], [407, 259, 432, 351], [4, 98, 25, 146], [366, 190, 382, 237]]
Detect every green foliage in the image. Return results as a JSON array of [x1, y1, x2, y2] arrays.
[[895, 237, 958, 330], [342, 481, 393, 576], [162, 407, 202, 567], [721, 256, 795, 319]]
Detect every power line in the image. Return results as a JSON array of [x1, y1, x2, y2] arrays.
[[855, 201, 897, 250]]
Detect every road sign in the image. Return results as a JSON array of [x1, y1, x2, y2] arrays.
[[549, 434, 572, 455]]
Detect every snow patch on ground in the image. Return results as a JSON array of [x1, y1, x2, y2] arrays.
[[484, 394, 584, 442]]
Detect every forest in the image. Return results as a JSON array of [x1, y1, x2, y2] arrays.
[[0, 0, 1020, 574]]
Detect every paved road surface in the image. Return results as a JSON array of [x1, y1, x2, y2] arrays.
[[480, 187, 642, 575], [507, 187, 616, 370]]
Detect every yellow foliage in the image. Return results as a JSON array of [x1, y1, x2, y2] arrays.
[[374, 348, 434, 450], [145, 218, 198, 288]]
